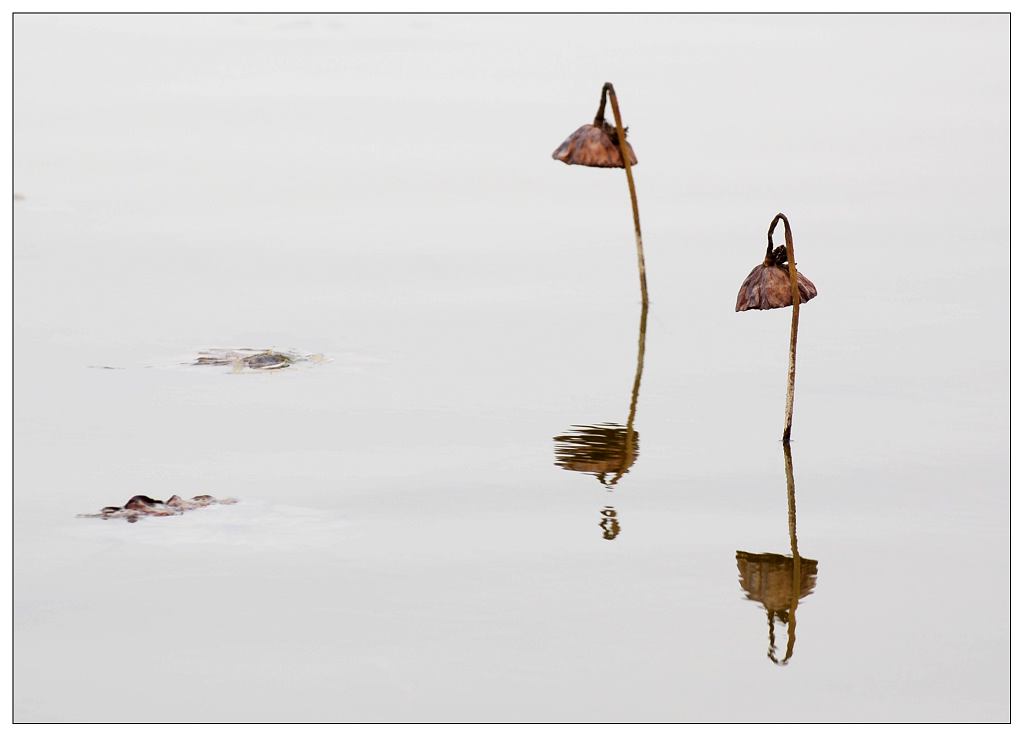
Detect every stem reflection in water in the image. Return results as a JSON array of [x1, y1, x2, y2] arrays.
[[735, 441, 819, 665], [553, 302, 648, 540]]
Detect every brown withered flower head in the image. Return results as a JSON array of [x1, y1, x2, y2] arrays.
[[735, 244, 817, 312], [552, 120, 638, 168]]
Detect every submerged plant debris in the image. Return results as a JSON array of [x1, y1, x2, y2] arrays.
[[192, 348, 325, 372], [78, 494, 238, 523]]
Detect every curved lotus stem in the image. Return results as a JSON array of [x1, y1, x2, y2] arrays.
[[598, 83, 648, 306], [768, 213, 801, 443]]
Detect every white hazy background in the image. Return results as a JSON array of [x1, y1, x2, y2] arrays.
[[14, 14, 1008, 722]]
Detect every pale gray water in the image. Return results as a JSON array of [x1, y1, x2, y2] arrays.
[[14, 14, 1008, 722]]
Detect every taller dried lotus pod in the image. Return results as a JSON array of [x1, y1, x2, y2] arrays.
[[551, 82, 647, 305], [552, 120, 637, 168], [736, 213, 817, 442]]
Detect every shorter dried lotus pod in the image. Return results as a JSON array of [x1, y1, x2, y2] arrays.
[[736, 213, 817, 441], [551, 121, 637, 168], [736, 218, 818, 312], [735, 257, 818, 312]]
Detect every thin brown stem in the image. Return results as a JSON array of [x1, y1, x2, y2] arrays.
[[603, 82, 649, 306], [769, 213, 800, 443], [783, 441, 798, 558]]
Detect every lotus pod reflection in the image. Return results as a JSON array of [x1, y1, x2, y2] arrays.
[[736, 442, 818, 665], [554, 300, 647, 541], [552, 122, 637, 168], [554, 423, 639, 489], [735, 552, 818, 612], [735, 552, 818, 665]]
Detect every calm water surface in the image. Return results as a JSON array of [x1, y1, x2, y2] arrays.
[[14, 14, 1008, 722]]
